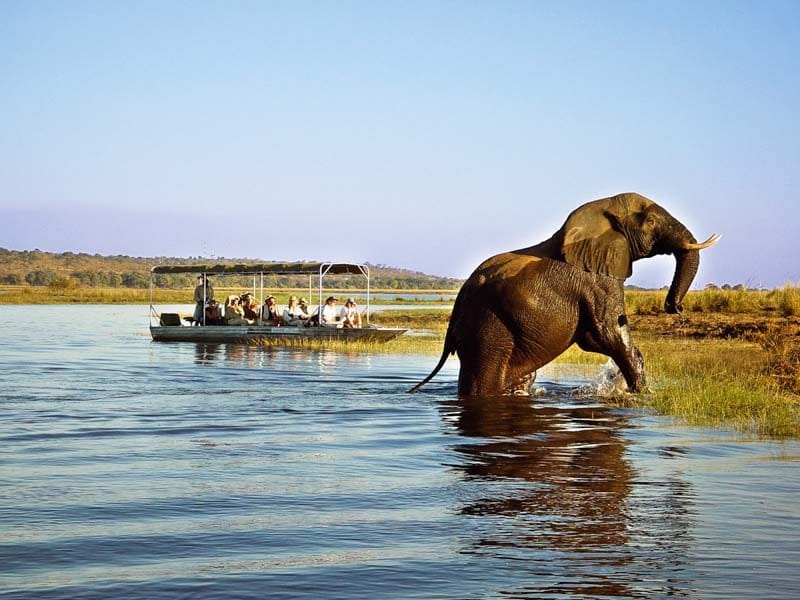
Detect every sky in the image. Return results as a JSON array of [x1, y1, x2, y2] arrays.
[[1, 1, 798, 287]]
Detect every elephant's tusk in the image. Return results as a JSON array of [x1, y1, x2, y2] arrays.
[[681, 233, 721, 251]]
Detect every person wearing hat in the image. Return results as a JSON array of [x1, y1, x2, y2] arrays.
[[193, 275, 214, 326], [321, 296, 341, 327], [339, 298, 361, 329], [241, 293, 259, 322], [261, 295, 280, 325], [298, 297, 318, 326]]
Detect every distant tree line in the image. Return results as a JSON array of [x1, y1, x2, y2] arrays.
[[0, 247, 462, 290], [5, 270, 461, 290], [704, 283, 748, 291]]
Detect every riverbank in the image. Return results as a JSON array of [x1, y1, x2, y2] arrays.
[[0, 285, 457, 305]]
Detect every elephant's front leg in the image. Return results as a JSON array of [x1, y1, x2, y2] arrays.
[[578, 313, 647, 393], [611, 318, 647, 393]]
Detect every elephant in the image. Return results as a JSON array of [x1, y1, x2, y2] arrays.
[[411, 192, 719, 397]]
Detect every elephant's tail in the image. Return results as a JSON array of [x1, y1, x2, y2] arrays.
[[408, 344, 453, 393], [408, 289, 463, 393]]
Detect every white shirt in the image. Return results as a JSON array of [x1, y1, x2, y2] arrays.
[[321, 303, 338, 324], [283, 305, 306, 322]]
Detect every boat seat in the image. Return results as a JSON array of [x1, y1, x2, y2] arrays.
[[159, 312, 182, 326]]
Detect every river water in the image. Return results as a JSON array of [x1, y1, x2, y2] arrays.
[[1, 306, 799, 599]]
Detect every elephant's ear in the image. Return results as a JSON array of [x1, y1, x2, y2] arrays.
[[560, 202, 632, 279]]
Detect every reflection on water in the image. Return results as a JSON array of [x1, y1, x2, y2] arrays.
[[439, 394, 695, 598], [192, 343, 374, 375], [1, 305, 799, 599], [194, 342, 221, 364]]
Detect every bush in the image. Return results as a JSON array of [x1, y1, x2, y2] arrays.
[[0, 274, 23, 285], [48, 276, 79, 290], [25, 270, 58, 286], [756, 322, 800, 394]]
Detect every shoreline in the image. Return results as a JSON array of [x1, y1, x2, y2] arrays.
[[0, 285, 459, 305]]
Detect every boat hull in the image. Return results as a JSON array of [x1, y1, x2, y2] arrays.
[[150, 325, 407, 343]]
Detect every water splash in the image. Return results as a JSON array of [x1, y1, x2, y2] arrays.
[[575, 358, 629, 397]]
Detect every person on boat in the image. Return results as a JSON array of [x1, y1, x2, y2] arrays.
[[224, 296, 249, 326], [299, 297, 320, 326], [193, 275, 214, 326], [204, 299, 224, 325], [321, 296, 341, 328], [339, 298, 362, 328], [282, 295, 308, 327], [241, 293, 259, 322], [261, 295, 281, 325]]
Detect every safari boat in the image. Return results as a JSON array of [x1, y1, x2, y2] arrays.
[[148, 262, 407, 343]]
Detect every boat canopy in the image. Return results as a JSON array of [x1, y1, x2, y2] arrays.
[[151, 262, 367, 276], [149, 261, 372, 327]]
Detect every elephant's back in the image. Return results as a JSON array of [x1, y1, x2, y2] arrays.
[[469, 252, 548, 287], [459, 252, 569, 321], [452, 251, 583, 379], [462, 251, 582, 328]]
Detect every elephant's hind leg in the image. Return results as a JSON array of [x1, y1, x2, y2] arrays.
[[456, 314, 518, 397], [496, 345, 547, 396], [503, 370, 537, 395]]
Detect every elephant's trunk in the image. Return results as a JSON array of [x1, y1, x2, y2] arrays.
[[664, 221, 700, 314]]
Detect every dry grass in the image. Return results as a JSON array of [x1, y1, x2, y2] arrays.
[[755, 323, 800, 395], [626, 285, 800, 316]]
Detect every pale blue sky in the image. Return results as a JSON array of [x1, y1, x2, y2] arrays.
[[1, 1, 798, 287]]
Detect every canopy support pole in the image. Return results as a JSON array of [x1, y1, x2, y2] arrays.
[[149, 271, 154, 327]]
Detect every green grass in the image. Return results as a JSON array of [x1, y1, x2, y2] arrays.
[[605, 336, 800, 438]]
